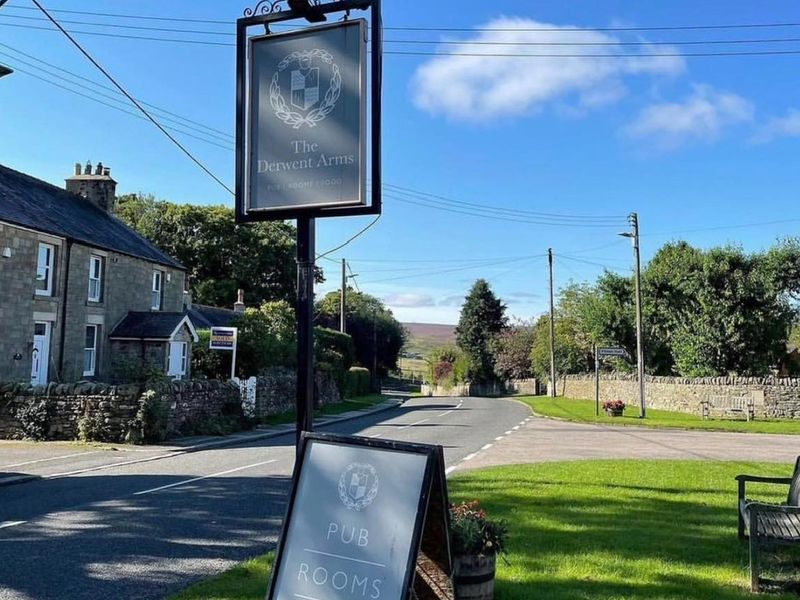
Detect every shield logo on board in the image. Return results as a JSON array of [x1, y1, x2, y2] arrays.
[[338, 463, 379, 511], [290, 58, 320, 110]]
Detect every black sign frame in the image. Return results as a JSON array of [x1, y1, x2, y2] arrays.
[[235, 0, 382, 223], [266, 432, 454, 600]]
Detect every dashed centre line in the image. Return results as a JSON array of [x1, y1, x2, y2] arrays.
[[0, 521, 26, 530]]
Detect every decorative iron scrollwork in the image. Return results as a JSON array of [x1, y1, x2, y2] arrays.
[[243, 0, 326, 17]]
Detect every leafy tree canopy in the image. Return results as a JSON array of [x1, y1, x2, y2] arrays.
[[116, 193, 298, 307], [316, 290, 406, 376]]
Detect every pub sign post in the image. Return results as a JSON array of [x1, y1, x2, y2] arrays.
[[235, 0, 382, 448]]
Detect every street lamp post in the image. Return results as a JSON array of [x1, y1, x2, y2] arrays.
[[619, 213, 646, 418]]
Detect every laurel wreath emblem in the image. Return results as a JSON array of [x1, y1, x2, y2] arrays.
[[338, 463, 379, 511], [269, 49, 341, 129]]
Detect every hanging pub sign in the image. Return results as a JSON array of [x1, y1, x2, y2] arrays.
[[235, 1, 382, 223], [267, 433, 454, 600]]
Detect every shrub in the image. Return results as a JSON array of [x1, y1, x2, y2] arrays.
[[14, 399, 50, 440], [125, 389, 169, 444], [192, 329, 228, 380], [602, 400, 626, 412], [450, 500, 508, 556], [428, 345, 471, 386], [345, 366, 371, 398], [77, 412, 112, 442]]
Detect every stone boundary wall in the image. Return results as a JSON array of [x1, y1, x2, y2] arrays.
[[253, 367, 342, 420], [0, 379, 241, 441], [421, 378, 538, 398], [556, 374, 800, 419]]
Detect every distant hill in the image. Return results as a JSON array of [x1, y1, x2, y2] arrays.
[[402, 322, 456, 358]]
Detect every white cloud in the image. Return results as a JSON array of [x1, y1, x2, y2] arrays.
[[438, 294, 465, 307], [412, 17, 684, 121], [624, 84, 753, 148], [382, 293, 436, 308], [752, 109, 800, 144]]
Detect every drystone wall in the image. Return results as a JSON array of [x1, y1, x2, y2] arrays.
[[556, 373, 800, 419], [0, 379, 241, 441], [253, 367, 342, 420]]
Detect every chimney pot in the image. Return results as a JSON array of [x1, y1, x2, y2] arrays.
[[74, 162, 81, 176], [84, 161, 92, 175], [103, 167, 111, 176], [95, 162, 103, 175], [234, 289, 246, 313]]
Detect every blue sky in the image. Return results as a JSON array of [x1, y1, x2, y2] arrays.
[[1, 0, 799, 324]]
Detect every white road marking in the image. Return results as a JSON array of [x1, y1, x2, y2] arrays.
[[445, 466, 458, 475], [504, 430, 512, 435], [303, 548, 386, 568], [368, 432, 384, 438], [512, 426, 520, 430], [438, 410, 453, 417], [494, 436, 503, 441], [0, 451, 105, 470], [133, 460, 277, 496], [462, 452, 477, 462], [0, 521, 26, 529], [481, 443, 493, 451]]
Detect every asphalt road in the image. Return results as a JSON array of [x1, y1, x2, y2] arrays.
[[0, 396, 529, 600]]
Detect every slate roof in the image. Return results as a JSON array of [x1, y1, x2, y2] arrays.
[[0, 163, 183, 269], [187, 304, 240, 329], [110, 312, 190, 340]]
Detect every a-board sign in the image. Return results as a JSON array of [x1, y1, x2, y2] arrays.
[[267, 433, 454, 600], [246, 20, 366, 215], [209, 327, 237, 350], [597, 347, 628, 358]]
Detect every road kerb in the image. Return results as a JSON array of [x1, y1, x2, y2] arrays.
[[0, 398, 405, 489]]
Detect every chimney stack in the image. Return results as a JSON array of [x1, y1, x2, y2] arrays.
[[234, 289, 246, 313], [65, 160, 117, 213]]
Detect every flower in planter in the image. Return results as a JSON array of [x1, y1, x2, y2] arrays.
[[602, 400, 626, 412], [449, 500, 508, 556]]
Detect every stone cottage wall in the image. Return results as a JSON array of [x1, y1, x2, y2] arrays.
[[254, 367, 342, 420], [0, 379, 240, 441], [557, 373, 800, 419]]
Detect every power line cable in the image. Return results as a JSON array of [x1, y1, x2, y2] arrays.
[[28, 0, 234, 195], [316, 215, 382, 261], [6, 21, 800, 57], [6, 6, 800, 32], [10, 13, 800, 46]]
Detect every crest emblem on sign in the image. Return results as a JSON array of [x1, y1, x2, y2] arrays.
[[270, 49, 341, 129], [338, 463, 379, 511]]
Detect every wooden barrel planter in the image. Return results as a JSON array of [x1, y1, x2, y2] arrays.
[[605, 407, 624, 417], [453, 554, 496, 600]]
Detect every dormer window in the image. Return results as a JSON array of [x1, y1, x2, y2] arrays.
[[151, 270, 163, 310]]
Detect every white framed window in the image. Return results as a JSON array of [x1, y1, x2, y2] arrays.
[[83, 325, 98, 376], [151, 271, 163, 310], [35, 242, 55, 296], [88, 255, 103, 302]]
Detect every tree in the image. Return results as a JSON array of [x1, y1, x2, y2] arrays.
[[455, 279, 507, 382], [316, 290, 406, 376], [428, 345, 470, 387], [116, 194, 298, 307], [492, 323, 535, 380], [530, 314, 591, 382], [233, 300, 297, 376]]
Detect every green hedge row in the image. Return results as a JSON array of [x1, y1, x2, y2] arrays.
[[345, 367, 371, 399]]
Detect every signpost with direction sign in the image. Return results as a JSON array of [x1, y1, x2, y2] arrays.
[[209, 326, 239, 380], [235, 0, 382, 448], [594, 347, 632, 416], [268, 433, 454, 600]]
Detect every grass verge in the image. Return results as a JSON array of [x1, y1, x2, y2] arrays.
[[259, 394, 392, 426], [168, 459, 799, 600], [522, 396, 800, 434]]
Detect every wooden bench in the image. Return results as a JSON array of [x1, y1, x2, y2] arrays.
[[701, 393, 755, 421], [737, 456, 800, 592]]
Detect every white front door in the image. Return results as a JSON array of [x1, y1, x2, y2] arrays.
[[167, 341, 187, 380], [31, 321, 51, 385]]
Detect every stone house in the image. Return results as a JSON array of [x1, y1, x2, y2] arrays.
[[0, 161, 197, 384]]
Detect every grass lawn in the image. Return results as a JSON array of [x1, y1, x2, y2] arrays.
[[523, 396, 800, 434], [259, 393, 392, 426], [168, 459, 799, 600]]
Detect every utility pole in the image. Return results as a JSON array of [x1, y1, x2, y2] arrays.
[[340, 258, 347, 333], [620, 213, 645, 418], [372, 310, 378, 389], [548, 248, 556, 398]]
